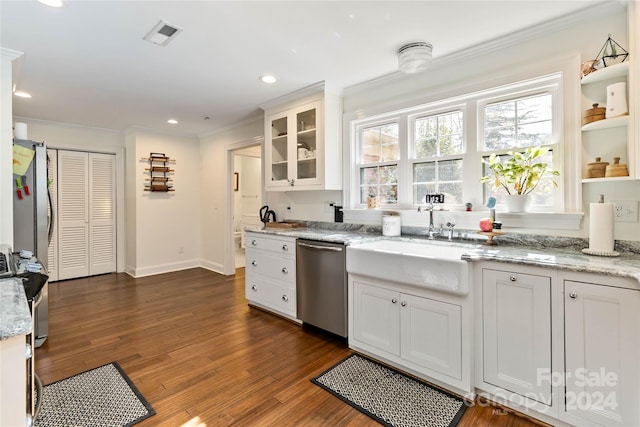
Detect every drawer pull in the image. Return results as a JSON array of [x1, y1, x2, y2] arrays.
[[569, 292, 578, 299], [509, 276, 517, 282], [251, 240, 257, 246], [282, 244, 288, 251], [282, 295, 289, 302], [251, 285, 257, 291], [251, 260, 257, 267], [391, 298, 397, 304], [282, 267, 288, 274]]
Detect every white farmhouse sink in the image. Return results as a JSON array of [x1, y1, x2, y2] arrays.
[[346, 239, 471, 295]]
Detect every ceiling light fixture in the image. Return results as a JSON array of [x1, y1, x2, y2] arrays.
[[259, 75, 277, 84], [14, 91, 32, 98], [37, 0, 64, 7], [167, 119, 178, 124], [398, 42, 432, 74]]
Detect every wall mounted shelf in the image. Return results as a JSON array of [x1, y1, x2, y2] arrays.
[[142, 152, 175, 192]]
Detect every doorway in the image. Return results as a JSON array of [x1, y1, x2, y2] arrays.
[[230, 144, 262, 269]]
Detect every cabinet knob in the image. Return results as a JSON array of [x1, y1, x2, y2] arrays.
[[401, 301, 407, 307], [282, 244, 288, 251], [251, 240, 257, 246], [251, 285, 257, 291], [251, 260, 257, 267], [282, 295, 289, 302], [569, 292, 578, 299], [282, 267, 288, 274], [391, 298, 397, 304], [509, 276, 517, 282]]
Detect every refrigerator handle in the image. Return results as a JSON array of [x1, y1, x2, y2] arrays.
[[47, 189, 54, 244]]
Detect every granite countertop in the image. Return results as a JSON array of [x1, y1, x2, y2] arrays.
[[251, 225, 640, 283], [0, 277, 32, 340]]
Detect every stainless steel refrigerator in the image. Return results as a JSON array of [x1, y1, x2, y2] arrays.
[[13, 138, 52, 347]]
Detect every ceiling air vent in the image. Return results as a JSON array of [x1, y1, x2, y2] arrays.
[[143, 20, 182, 46]]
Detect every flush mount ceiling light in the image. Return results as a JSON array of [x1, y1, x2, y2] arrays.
[[37, 0, 64, 7], [259, 75, 277, 84], [14, 91, 32, 98], [398, 42, 433, 74], [143, 20, 183, 47]]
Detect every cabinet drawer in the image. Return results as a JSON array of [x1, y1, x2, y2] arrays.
[[246, 251, 296, 284], [245, 233, 295, 256], [245, 273, 296, 317]]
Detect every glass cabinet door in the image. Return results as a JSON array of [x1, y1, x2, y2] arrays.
[[270, 116, 288, 184], [296, 108, 317, 181]]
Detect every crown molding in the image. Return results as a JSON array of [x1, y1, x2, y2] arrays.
[[0, 47, 23, 61]]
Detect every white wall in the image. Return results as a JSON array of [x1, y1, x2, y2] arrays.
[[199, 118, 263, 273], [124, 130, 202, 277], [338, 4, 637, 240]]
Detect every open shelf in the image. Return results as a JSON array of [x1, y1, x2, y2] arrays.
[[581, 115, 629, 131], [581, 62, 629, 85]]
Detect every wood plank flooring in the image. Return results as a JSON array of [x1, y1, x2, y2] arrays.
[[35, 267, 545, 426]]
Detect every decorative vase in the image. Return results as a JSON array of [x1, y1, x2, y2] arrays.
[[504, 194, 531, 213]]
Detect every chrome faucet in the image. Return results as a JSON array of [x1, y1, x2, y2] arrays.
[[426, 203, 437, 239]]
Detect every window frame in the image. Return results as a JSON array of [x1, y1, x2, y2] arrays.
[[350, 73, 566, 212]]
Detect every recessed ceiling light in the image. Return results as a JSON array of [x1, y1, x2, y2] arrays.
[[167, 119, 178, 124], [37, 0, 64, 7], [260, 75, 277, 84], [14, 91, 32, 98]]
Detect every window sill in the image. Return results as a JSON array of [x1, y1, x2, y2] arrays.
[[343, 209, 584, 231]]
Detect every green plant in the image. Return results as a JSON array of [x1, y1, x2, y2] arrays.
[[480, 146, 560, 195]]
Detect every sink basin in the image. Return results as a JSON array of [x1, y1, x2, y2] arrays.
[[346, 239, 470, 295]]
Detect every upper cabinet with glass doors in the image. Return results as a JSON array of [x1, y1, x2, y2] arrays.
[[262, 82, 342, 191]]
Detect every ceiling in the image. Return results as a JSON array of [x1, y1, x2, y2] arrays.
[[1, 0, 611, 138]]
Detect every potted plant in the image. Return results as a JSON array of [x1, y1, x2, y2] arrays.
[[480, 146, 560, 212]]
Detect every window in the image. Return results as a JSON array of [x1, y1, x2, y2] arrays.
[[411, 110, 464, 204], [357, 123, 399, 205], [351, 73, 564, 212]]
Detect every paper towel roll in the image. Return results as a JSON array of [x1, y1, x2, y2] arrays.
[[14, 122, 27, 140], [589, 202, 614, 252]]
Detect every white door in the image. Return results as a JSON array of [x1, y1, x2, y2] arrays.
[[400, 293, 462, 380], [88, 153, 116, 275], [482, 268, 552, 406], [56, 150, 116, 280], [563, 281, 640, 427], [46, 149, 58, 281], [57, 150, 89, 280], [352, 281, 400, 356]]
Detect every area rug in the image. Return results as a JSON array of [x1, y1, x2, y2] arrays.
[[312, 354, 466, 427], [35, 361, 155, 427]]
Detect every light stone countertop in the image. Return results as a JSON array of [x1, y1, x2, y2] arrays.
[[249, 225, 640, 284], [0, 277, 32, 340]]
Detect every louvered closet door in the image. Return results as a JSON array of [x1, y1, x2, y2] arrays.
[[57, 150, 89, 280], [88, 153, 116, 275], [46, 149, 58, 281]]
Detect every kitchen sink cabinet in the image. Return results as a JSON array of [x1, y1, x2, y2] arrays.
[[350, 277, 469, 396], [245, 232, 298, 320], [261, 82, 342, 191], [561, 278, 640, 427]]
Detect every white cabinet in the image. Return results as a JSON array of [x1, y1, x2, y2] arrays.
[[562, 280, 640, 427], [262, 82, 341, 191], [244, 232, 297, 320], [350, 279, 466, 392], [480, 268, 552, 408]]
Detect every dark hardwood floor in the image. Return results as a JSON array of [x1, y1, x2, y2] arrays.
[[35, 267, 544, 426]]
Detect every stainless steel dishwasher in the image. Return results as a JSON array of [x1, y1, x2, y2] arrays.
[[296, 239, 347, 338]]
